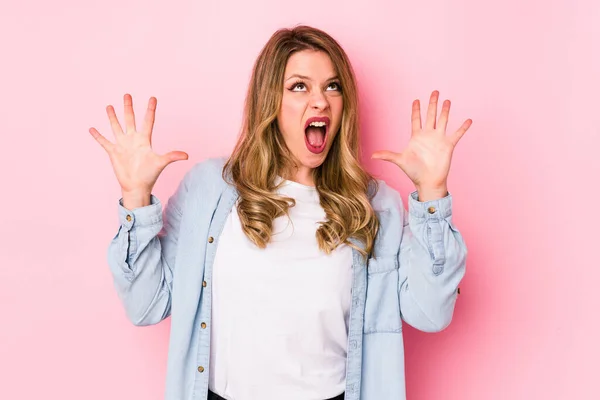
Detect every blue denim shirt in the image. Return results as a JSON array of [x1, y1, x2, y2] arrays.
[[107, 157, 466, 400]]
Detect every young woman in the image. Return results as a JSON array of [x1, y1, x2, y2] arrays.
[[90, 25, 471, 400]]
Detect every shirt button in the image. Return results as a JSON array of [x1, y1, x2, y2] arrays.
[[427, 206, 436, 214], [458, 287, 461, 295], [201, 322, 207, 329], [197, 366, 204, 373], [202, 281, 207, 287], [208, 236, 214, 243], [126, 215, 132, 222]]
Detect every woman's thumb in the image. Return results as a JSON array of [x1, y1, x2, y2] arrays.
[[371, 150, 403, 167], [163, 151, 189, 165]]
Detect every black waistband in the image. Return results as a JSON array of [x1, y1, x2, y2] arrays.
[[207, 389, 345, 400]]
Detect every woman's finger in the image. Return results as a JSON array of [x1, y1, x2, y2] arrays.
[[123, 93, 136, 133], [411, 99, 421, 133], [425, 90, 439, 130], [89, 127, 114, 153], [450, 119, 473, 146], [437, 100, 451, 133], [142, 97, 157, 141], [106, 105, 124, 137]]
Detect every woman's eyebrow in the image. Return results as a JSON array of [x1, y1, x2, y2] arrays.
[[284, 74, 339, 82]]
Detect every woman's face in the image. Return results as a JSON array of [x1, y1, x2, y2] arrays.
[[277, 50, 343, 184]]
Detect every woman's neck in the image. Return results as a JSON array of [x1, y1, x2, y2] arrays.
[[283, 166, 315, 187]]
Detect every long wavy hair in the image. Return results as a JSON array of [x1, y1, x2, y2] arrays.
[[223, 25, 380, 258]]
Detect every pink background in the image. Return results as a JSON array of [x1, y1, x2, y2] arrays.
[[1, 0, 598, 399]]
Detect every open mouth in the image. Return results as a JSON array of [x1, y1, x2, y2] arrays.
[[304, 116, 329, 154]]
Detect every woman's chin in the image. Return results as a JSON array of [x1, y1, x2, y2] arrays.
[[301, 150, 328, 169]]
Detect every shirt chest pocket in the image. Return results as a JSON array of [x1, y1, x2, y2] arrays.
[[364, 256, 402, 334]]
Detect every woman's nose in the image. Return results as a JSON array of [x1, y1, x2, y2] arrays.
[[310, 91, 328, 110]]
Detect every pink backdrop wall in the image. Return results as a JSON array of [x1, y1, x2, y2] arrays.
[[1, 0, 598, 399]]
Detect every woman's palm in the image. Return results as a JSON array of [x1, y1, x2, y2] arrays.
[[89, 94, 188, 194]]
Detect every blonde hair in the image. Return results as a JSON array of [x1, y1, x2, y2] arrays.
[[223, 25, 379, 257]]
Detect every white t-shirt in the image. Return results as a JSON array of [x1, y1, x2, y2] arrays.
[[208, 177, 353, 400]]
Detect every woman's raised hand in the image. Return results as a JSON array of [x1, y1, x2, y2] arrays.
[[90, 94, 188, 199], [371, 90, 472, 201]]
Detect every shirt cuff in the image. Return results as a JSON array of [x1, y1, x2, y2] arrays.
[[118, 194, 162, 230], [408, 190, 452, 219]]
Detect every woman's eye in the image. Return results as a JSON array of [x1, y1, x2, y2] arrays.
[[327, 82, 341, 91], [291, 83, 306, 91]]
